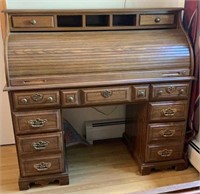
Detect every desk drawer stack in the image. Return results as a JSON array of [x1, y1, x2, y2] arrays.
[[10, 91, 68, 190], [4, 8, 194, 190]]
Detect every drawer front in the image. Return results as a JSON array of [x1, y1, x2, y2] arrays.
[[148, 122, 185, 142], [61, 90, 80, 107], [13, 110, 61, 134], [12, 15, 54, 28], [149, 101, 188, 122], [17, 132, 63, 155], [151, 83, 190, 100], [146, 145, 183, 162], [12, 90, 60, 109], [20, 154, 64, 177], [140, 14, 175, 26], [132, 85, 149, 101], [82, 86, 131, 105]]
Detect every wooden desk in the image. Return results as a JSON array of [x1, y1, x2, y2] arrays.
[[4, 8, 194, 190]]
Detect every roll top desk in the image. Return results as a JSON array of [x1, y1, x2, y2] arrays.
[[4, 8, 194, 190]]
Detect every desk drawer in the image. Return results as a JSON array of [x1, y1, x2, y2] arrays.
[[140, 14, 175, 26], [148, 122, 185, 142], [17, 132, 63, 155], [61, 90, 80, 107], [13, 110, 61, 134], [12, 15, 54, 28], [20, 154, 64, 177], [146, 144, 182, 162], [12, 90, 60, 110], [151, 83, 190, 100], [149, 101, 188, 122], [81, 86, 131, 105]]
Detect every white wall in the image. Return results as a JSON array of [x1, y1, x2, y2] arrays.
[[1, 0, 185, 145], [0, 25, 14, 145], [6, 0, 185, 9]]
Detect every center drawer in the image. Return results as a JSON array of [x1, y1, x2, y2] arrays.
[[13, 110, 61, 134], [81, 86, 131, 105], [17, 132, 63, 155]]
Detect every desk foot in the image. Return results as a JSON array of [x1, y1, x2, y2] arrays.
[[18, 172, 69, 190]]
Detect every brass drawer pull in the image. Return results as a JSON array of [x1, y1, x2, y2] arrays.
[[155, 17, 161, 23], [160, 129, 175, 137], [137, 90, 145, 97], [32, 140, 49, 150], [20, 98, 28, 104], [101, 90, 112, 98], [30, 19, 37, 25], [157, 90, 163, 96], [162, 108, 177, 117], [33, 162, 51, 171], [28, 118, 47, 128], [179, 89, 185, 95], [47, 96, 54, 102], [158, 149, 173, 157], [67, 96, 74, 103], [32, 93, 43, 102]]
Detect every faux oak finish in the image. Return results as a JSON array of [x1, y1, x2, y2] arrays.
[[4, 8, 194, 190]]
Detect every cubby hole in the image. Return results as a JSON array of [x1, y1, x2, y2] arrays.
[[86, 15, 110, 27], [113, 14, 136, 26], [57, 15, 82, 27]]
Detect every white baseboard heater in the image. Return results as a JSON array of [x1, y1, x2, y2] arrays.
[[85, 119, 125, 144]]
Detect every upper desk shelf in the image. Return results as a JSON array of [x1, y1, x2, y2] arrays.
[[7, 9, 180, 32]]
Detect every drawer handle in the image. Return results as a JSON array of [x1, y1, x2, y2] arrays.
[[32, 140, 49, 150], [67, 96, 74, 103], [47, 96, 54, 103], [160, 129, 175, 137], [158, 149, 173, 157], [155, 17, 161, 23], [166, 86, 176, 94], [162, 108, 177, 117], [30, 19, 37, 25], [32, 93, 43, 102], [101, 90, 112, 98], [33, 162, 51, 171], [179, 89, 185, 95], [137, 90, 145, 97], [20, 98, 28, 104], [157, 90, 163, 96], [28, 118, 47, 128]]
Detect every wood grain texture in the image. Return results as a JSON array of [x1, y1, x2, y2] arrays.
[[0, 142, 199, 194], [7, 29, 191, 86]]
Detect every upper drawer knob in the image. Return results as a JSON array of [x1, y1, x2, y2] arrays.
[[157, 90, 163, 96], [47, 96, 54, 102], [101, 90, 112, 98], [20, 98, 28, 104], [67, 96, 74, 103], [137, 90, 145, 97], [30, 19, 37, 25], [155, 17, 161, 23], [179, 89, 185, 95]]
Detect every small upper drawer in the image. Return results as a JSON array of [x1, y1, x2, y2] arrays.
[[140, 14, 175, 26], [19, 154, 64, 177], [132, 85, 149, 101], [149, 101, 188, 122], [148, 122, 185, 142], [151, 83, 190, 100], [61, 90, 80, 107], [12, 90, 60, 110], [12, 15, 54, 28], [81, 86, 131, 105], [17, 132, 63, 155], [13, 110, 61, 134]]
